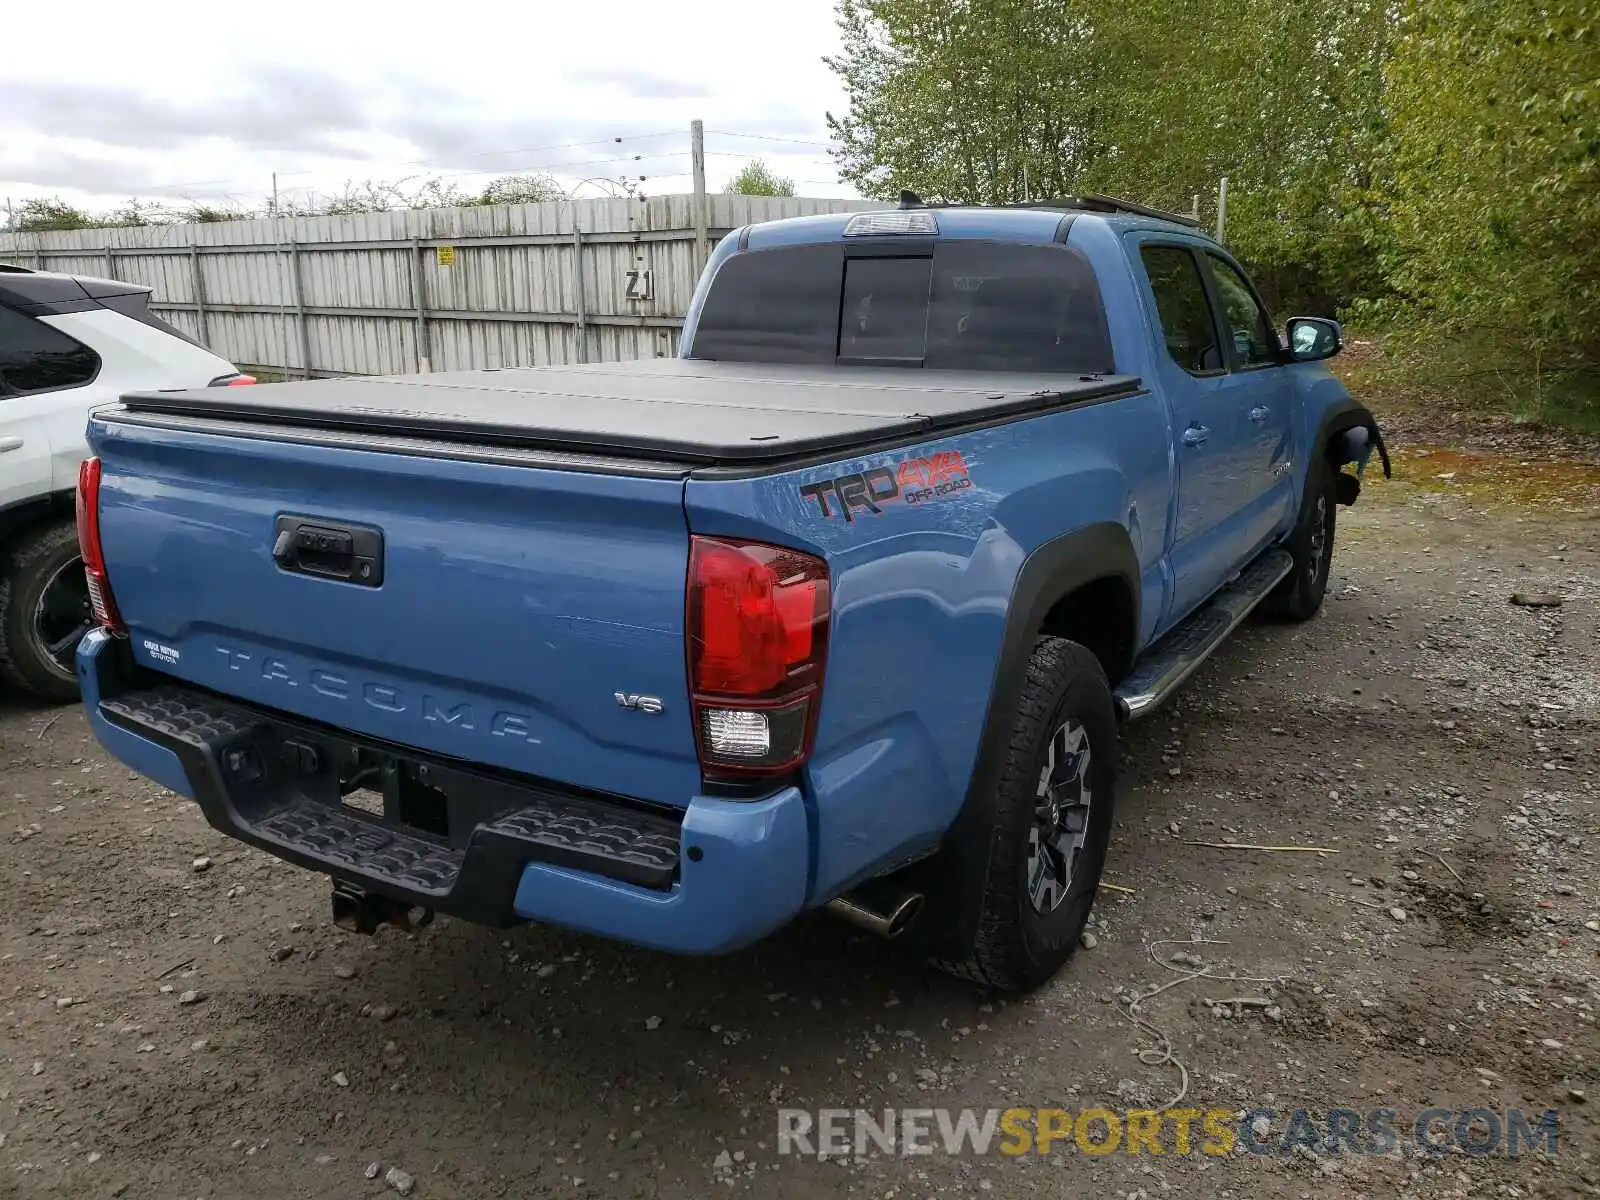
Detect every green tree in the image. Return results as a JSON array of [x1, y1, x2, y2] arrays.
[[824, 0, 1392, 312], [825, 0, 1098, 204], [724, 159, 797, 196], [1376, 0, 1599, 419], [315, 180, 411, 215], [1077, 0, 1393, 314], [408, 178, 469, 208], [15, 197, 97, 232], [473, 174, 565, 205], [184, 203, 254, 223], [12, 196, 170, 231], [103, 199, 163, 227]]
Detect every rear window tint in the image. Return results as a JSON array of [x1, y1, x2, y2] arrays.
[[692, 239, 1113, 373], [839, 257, 932, 362], [925, 241, 1112, 372], [691, 244, 841, 365]]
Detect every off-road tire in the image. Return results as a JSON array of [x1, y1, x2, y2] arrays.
[[1261, 455, 1338, 622], [0, 520, 87, 703], [930, 637, 1118, 995]]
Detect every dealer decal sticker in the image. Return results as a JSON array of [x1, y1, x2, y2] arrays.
[[799, 450, 973, 522]]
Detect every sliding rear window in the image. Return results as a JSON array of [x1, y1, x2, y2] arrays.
[[692, 239, 1113, 373]]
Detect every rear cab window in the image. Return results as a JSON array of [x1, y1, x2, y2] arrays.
[[1138, 244, 1224, 375], [691, 240, 1115, 374], [840, 257, 932, 363]]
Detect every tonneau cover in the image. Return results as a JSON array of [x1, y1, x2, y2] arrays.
[[119, 359, 1141, 467]]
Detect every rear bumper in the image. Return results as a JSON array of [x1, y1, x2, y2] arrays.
[[76, 630, 810, 954]]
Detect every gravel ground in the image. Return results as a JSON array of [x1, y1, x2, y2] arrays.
[[2, 443, 1597, 1199]]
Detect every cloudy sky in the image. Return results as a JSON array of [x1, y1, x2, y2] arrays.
[[1, 0, 854, 217]]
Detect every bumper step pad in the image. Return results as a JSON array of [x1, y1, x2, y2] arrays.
[[101, 684, 683, 922], [253, 802, 463, 895]]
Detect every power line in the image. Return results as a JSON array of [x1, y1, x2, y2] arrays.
[[116, 130, 686, 198], [704, 129, 838, 150], [407, 129, 679, 167], [390, 149, 691, 187], [24, 129, 824, 203], [17, 127, 846, 212]]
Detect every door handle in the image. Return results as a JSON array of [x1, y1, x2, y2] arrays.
[[1182, 425, 1210, 447], [1249, 406, 1272, 423], [0, 437, 22, 453]]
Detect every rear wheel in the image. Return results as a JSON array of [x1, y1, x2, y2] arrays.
[[0, 520, 90, 703], [931, 637, 1118, 994]]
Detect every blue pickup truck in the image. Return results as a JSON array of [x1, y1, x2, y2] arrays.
[[74, 196, 1386, 993]]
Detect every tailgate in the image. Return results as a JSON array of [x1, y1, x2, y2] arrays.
[[89, 416, 701, 807]]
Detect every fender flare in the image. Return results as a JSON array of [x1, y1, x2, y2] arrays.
[[1314, 399, 1391, 481], [1295, 398, 1390, 514], [902, 521, 1140, 958]]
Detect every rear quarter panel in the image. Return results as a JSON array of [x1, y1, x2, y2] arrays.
[[685, 390, 1170, 904]]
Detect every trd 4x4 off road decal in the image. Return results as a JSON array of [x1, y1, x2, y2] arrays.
[[798, 450, 972, 522]]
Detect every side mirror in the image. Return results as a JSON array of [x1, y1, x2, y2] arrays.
[[1287, 317, 1342, 362]]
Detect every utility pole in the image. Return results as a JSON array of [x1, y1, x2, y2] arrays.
[[690, 119, 708, 278], [1215, 176, 1229, 243]]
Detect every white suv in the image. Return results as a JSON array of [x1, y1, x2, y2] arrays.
[[0, 266, 250, 701]]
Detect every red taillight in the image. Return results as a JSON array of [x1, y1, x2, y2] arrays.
[[687, 536, 830, 777], [75, 457, 126, 635], [208, 372, 257, 387]]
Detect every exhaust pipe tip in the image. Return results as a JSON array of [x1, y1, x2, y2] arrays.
[[884, 892, 925, 937], [825, 889, 925, 939]]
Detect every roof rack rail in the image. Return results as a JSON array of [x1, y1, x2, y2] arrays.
[[891, 190, 1202, 228], [1072, 193, 1201, 227]]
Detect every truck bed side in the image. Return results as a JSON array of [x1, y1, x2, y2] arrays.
[[685, 387, 1171, 902]]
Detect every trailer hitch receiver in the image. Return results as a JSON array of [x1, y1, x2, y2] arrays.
[[331, 881, 435, 935]]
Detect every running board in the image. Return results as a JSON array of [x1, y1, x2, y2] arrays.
[[1114, 548, 1293, 721]]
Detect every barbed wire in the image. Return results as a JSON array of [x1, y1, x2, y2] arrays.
[[4, 127, 845, 223], [120, 130, 688, 197]]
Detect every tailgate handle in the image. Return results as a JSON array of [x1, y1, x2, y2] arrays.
[[273, 515, 384, 587]]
